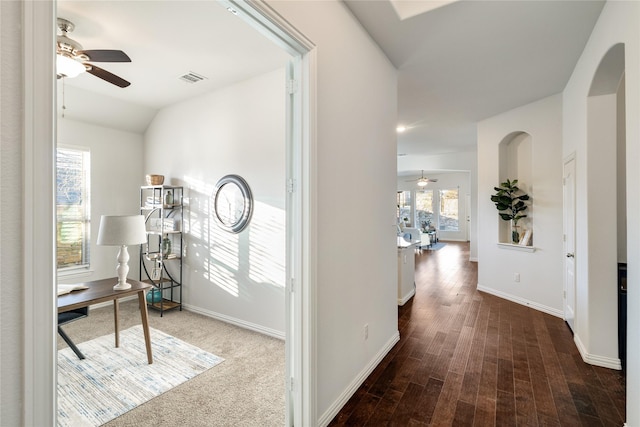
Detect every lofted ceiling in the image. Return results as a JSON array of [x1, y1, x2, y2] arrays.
[[57, 0, 605, 175], [344, 0, 605, 175], [56, 1, 290, 133]]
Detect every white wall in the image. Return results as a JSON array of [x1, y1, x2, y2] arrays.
[[56, 118, 144, 285], [1, 1, 25, 424], [477, 94, 564, 317], [398, 150, 478, 260], [397, 171, 470, 242], [269, 1, 399, 424], [562, 1, 640, 422], [144, 69, 287, 337]]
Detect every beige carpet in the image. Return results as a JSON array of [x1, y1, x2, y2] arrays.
[[57, 299, 285, 426]]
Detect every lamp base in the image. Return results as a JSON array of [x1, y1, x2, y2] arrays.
[[113, 281, 132, 291]]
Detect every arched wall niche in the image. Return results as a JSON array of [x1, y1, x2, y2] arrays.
[[497, 131, 533, 243]]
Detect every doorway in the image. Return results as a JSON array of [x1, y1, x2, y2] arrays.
[[24, 1, 315, 425], [563, 154, 576, 332]]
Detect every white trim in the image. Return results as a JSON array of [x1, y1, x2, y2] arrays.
[[477, 284, 564, 318], [183, 304, 286, 340], [217, 2, 316, 426], [317, 331, 400, 427], [23, 1, 57, 425], [469, 257, 479, 262], [497, 242, 536, 252], [574, 334, 622, 370], [398, 287, 416, 306]]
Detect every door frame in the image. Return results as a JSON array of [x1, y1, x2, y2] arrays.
[[23, 1, 317, 425], [563, 153, 577, 332]]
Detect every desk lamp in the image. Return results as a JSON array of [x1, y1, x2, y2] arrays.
[[97, 215, 147, 290]]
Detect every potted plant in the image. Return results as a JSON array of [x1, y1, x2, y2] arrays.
[[491, 179, 530, 243]]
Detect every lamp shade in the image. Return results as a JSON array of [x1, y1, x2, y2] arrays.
[[97, 215, 147, 246]]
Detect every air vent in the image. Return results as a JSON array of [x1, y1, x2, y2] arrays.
[[178, 71, 207, 84]]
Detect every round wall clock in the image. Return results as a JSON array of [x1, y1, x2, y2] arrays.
[[213, 174, 253, 233]]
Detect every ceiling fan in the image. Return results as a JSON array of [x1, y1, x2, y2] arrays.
[[405, 170, 438, 187], [56, 18, 132, 88]]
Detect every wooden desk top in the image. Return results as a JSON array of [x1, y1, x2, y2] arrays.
[[58, 278, 151, 313]]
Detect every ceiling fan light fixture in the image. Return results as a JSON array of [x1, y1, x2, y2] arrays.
[[57, 54, 85, 78], [417, 179, 428, 187]]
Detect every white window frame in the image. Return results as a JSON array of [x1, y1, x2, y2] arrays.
[[56, 145, 91, 274]]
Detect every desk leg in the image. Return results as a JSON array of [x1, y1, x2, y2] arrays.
[[113, 299, 120, 348], [138, 290, 153, 364]]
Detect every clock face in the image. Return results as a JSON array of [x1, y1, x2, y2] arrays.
[[213, 175, 253, 233]]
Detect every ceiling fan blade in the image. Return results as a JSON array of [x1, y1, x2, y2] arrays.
[[86, 65, 130, 88], [79, 49, 131, 62]]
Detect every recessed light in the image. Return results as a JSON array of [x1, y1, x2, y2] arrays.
[[396, 126, 407, 133]]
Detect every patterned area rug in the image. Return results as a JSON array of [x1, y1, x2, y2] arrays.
[[57, 325, 224, 427]]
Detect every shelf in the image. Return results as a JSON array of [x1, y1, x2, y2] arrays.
[[144, 253, 180, 261], [147, 298, 181, 312], [145, 230, 182, 235], [140, 185, 183, 317], [141, 185, 183, 190], [141, 203, 182, 210], [497, 242, 536, 252]]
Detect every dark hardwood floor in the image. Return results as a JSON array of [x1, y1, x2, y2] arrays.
[[330, 242, 626, 426]]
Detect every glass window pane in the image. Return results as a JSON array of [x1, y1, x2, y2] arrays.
[[57, 147, 90, 269], [415, 190, 433, 230], [397, 190, 412, 225], [439, 188, 459, 231]]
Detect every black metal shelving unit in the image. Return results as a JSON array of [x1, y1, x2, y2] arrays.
[[139, 185, 183, 316]]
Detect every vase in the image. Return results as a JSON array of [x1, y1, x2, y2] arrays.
[[511, 222, 520, 244], [162, 237, 171, 256]]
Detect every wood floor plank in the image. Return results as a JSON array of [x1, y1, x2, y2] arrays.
[[412, 376, 444, 424], [329, 243, 625, 426], [364, 389, 403, 426], [388, 382, 424, 427], [495, 390, 516, 427]]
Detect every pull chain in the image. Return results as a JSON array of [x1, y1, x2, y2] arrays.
[[61, 77, 66, 118]]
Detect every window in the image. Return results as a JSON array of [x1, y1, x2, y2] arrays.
[[439, 188, 459, 231], [415, 190, 434, 230], [397, 191, 412, 225], [57, 147, 91, 271]]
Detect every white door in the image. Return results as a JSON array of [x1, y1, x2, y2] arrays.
[[465, 194, 471, 241], [563, 156, 577, 332]]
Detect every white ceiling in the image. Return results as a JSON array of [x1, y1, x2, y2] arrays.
[[58, 0, 605, 174], [344, 0, 605, 173], [56, 1, 290, 132]]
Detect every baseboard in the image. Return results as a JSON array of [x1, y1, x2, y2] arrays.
[[476, 284, 564, 318], [574, 334, 622, 370], [317, 331, 400, 427], [398, 287, 416, 306], [183, 304, 285, 340]]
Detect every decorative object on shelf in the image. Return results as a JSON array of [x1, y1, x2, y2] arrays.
[[162, 236, 172, 256], [213, 174, 254, 233], [490, 179, 530, 244], [164, 190, 174, 205], [145, 174, 164, 186], [146, 287, 162, 303], [519, 229, 533, 246], [97, 215, 147, 290]]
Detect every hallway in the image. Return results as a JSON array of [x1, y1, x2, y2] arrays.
[[330, 242, 625, 426]]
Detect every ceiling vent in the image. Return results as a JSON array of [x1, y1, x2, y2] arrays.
[[178, 71, 207, 84]]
